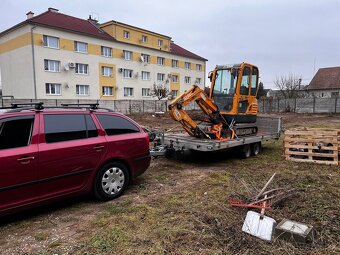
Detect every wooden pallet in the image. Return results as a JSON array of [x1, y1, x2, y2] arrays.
[[284, 128, 340, 165]]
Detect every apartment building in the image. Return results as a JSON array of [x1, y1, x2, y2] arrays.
[[0, 8, 207, 100]]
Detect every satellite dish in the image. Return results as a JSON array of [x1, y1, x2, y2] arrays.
[[64, 64, 70, 71]]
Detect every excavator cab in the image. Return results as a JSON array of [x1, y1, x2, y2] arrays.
[[209, 63, 259, 123]]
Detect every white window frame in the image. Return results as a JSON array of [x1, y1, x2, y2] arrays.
[[45, 83, 61, 95], [185, 76, 191, 84], [157, 73, 165, 81], [141, 35, 148, 43], [43, 35, 59, 49], [141, 71, 150, 81], [74, 41, 88, 53], [158, 39, 163, 47], [172, 59, 178, 68], [157, 57, 164, 66], [171, 90, 178, 98], [102, 86, 113, 96], [124, 30, 130, 39], [142, 88, 151, 97], [102, 66, 113, 77], [185, 62, 191, 69], [141, 54, 150, 63], [75, 63, 89, 75], [123, 50, 133, 61], [196, 64, 202, 71], [76, 85, 90, 96], [123, 69, 133, 79], [44, 59, 60, 72], [101, 46, 112, 57], [171, 75, 179, 83], [124, 87, 134, 97]]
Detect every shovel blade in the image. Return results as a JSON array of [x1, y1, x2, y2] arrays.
[[242, 211, 276, 241]]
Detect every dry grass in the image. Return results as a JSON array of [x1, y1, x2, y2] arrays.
[[0, 113, 339, 255]]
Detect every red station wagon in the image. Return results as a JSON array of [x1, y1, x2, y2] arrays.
[[0, 103, 150, 216]]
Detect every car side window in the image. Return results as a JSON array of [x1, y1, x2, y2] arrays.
[[96, 114, 140, 136], [44, 114, 88, 143], [0, 116, 34, 150]]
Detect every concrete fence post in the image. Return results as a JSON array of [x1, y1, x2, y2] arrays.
[[277, 99, 280, 112], [294, 98, 297, 112], [335, 97, 338, 114], [154, 100, 157, 112], [129, 100, 131, 114], [313, 97, 316, 114], [262, 99, 265, 112], [113, 100, 116, 111], [142, 100, 145, 113]]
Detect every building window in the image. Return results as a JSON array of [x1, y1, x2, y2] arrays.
[[123, 69, 133, 78], [44, 59, 60, 72], [101, 46, 112, 57], [75, 63, 88, 74], [123, 30, 130, 39], [158, 39, 163, 47], [102, 66, 113, 77], [74, 41, 88, 53], [196, 64, 202, 71], [185, 76, 191, 84], [141, 71, 150, 80], [43, 35, 59, 49], [45, 83, 61, 95], [196, 78, 201, 84], [171, 90, 178, 98], [102, 86, 113, 96], [171, 75, 179, 83], [157, 57, 165, 66], [76, 85, 89, 96], [157, 73, 165, 81], [141, 35, 148, 43], [141, 54, 150, 63], [124, 87, 134, 97], [123, 50, 133, 60], [172, 59, 178, 68], [185, 62, 191, 69], [142, 88, 151, 97]]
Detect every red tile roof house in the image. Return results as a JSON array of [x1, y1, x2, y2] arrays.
[[0, 8, 207, 100], [307, 67, 340, 98]]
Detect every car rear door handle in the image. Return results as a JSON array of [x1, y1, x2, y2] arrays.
[[93, 145, 104, 152], [17, 156, 35, 164]]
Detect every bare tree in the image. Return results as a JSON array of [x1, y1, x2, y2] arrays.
[[274, 73, 302, 99], [150, 82, 170, 100]]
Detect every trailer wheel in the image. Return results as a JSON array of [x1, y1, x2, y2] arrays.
[[251, 142, 261, 156], [241, 144, 251, 158]]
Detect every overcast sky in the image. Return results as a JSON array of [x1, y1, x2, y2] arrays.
[[1, 0, 340, 89]]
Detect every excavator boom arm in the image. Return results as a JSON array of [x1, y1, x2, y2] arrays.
[[168, 85, 219, 137]]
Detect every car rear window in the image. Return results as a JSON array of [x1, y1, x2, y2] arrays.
[[96, 114, 140, 136], [44, 114, 98, 143], [0, 116, 34, 150]]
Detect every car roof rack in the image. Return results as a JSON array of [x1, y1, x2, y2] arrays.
[[11, 102, 44, 110], [61, 103, 99, 110]]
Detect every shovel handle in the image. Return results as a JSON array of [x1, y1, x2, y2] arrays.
[[260, 195, 267, 219]]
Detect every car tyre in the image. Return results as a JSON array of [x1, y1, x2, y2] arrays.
[[251, 142, 261, 156], [94, 162, 129, 201], [241, 144, 251, 158]]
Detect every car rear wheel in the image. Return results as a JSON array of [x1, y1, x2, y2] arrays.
[[94, 162, 129, 201]]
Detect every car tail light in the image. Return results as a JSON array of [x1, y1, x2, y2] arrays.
[[145, 133, 150, 145]]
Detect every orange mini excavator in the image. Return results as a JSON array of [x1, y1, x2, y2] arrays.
[[168, 62, 259, 140]]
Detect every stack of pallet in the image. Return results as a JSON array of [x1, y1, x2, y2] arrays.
[[284, 128, 340, 165]]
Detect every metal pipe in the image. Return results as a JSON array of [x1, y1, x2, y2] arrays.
[[30, 25, 37, 99]]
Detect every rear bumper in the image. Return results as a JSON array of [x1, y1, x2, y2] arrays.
[[130, 154, 151, 179]]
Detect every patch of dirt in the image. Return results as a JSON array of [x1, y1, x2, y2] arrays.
[[0, 112, 339, 255]]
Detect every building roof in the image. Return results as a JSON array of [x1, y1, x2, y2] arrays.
[[170, 42, 207, 61], [1, 9, 114, 41], [308, 67, 340, 90], [1, 8, 207, 61]]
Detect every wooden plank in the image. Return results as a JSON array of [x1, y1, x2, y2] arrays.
[[286, 157, 338, 165], [284, 138, 338, 144], [284, 150, 338, 158], [284, 144, 338, 150]]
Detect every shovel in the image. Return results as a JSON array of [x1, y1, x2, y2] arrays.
[[242, 195, 276, 241]]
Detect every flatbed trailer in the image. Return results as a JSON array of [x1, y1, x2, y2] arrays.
[[150, 116, 282, 157]]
